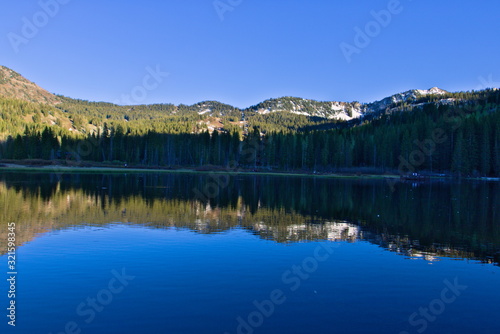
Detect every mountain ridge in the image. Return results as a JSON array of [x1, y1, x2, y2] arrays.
[[0, 65, 498, 139], [2, 65, 494, 122], [0, 65, 498, 177]]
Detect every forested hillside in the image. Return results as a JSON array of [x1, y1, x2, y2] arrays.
[[0, 65, 498, 176]]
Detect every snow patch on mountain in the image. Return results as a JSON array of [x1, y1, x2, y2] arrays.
[[199, 109, 211, 115], [367, 87, 450, 112], [415, 87, 448, 96]]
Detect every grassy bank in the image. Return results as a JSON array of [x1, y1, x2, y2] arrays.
[[0, 159, 497, 181], [0, 160, 401, 180]]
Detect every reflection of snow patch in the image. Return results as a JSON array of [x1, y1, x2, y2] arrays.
[[252, 221, 360, 242], [325, 222, 360, 241]]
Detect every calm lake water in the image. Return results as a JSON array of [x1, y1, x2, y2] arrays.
[[0, 172, 499, 334]]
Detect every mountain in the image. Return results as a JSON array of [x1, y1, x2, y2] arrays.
[[243, 88, 451, 121], [0, 65, 460, 122], [367, 87, 448, 112], [0, 65, 498, 177], [0, 65, 498, 138], [0, 66, 61, 105]]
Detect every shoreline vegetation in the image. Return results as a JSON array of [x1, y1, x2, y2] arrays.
[[0, 159, 499, 181], [0, 88, 498, 179]]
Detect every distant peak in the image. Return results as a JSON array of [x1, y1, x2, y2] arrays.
[[415, 87, 448, 96]]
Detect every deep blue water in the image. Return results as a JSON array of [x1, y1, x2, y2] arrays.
[[0, 173, 499, 334]]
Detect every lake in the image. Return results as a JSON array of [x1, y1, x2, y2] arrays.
[[0, 172, 499, 334]]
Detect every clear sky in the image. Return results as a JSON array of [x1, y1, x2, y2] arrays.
[[1, 0, 499, 108]]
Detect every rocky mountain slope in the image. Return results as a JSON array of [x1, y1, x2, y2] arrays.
[[0, 66, 61, 105]]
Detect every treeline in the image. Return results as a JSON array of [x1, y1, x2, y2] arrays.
[[0, 95, 332, 137], [0, 98, 70, 138], [260, 102, 500, 175], [0, 125, 246, 167], [1, 91, 499, 176]]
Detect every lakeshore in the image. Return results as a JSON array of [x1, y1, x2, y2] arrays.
[[0, 161, 499, 182]]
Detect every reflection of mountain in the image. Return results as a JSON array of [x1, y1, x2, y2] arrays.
[[0, 172, 498, 266], [250, 221, 361, 243], [249, 221, 486, 264]]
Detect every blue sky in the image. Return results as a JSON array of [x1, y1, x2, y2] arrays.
[[1, 0, 499, 108]]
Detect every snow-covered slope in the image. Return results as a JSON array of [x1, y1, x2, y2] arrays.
[[241, 87, 451, 121], [245, 97, 368, 121], [366, 87, 449, 112]]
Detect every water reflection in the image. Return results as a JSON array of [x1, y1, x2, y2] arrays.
[[0, 172, 498, 265]]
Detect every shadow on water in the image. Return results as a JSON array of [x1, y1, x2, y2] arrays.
[[0, 172, 499, 265]]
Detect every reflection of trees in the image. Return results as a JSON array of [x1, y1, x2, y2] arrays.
[[0, 173, 498, 266]]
